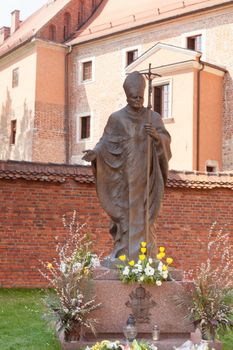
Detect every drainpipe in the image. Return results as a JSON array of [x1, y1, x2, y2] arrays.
[[65, 45, 72, 164], [196, 59, 204, 171]]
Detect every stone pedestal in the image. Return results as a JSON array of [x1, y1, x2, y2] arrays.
[[91, 266, 193, 334], [59, 267, 223, 350]]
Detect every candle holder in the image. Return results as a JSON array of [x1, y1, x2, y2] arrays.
[[123, 314, 137, 342], [152, 325, 160, 341]]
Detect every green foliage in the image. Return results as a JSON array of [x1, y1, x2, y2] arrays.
[[0, 288, 60, 350], [180, 223, 233, 342], [0, 288, 232, 349]]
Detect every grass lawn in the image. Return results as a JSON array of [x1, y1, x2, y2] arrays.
[[0, 288, 232, 350], [0, 288, 61, 350]]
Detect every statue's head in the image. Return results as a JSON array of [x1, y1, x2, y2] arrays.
[[123, 71, 146, 111]]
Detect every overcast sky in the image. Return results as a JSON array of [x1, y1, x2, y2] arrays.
[[0, 1, 47, 27]]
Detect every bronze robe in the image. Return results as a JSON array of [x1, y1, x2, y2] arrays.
[[92, 105, 171, 259]]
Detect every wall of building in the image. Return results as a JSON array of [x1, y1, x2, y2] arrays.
[[70, 4, 233, 170], [199, 69, 223, 171], [32, 41, 67, 163], [0, 43, 37, 161], [0, 161, 232, 288]]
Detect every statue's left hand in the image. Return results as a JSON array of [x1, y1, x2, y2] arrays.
[[144, 123, 160, 142]]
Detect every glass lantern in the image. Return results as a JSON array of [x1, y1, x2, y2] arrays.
[[123, 315, 137, 342], [152, 325, 160, 341]]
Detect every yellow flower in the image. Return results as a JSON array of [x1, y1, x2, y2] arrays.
[[160, 252, 165, 258], [159, 246, 165, 252], [156, 253, 163, 260], [84, 267, 89, 275], [119, 255, 126, 261], [162, 264, 168, 271], [141, 247, 147, 254], [47, 263, 53, 269], [141, 241, 147, 247], [129, 260, 135, 266], [139, 254, 146, 261], [166, 257, 173, 265]]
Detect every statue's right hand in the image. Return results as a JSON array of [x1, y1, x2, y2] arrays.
[[82, 149, 96, 162]]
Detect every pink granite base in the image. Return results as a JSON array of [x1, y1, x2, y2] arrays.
[[91, 267, 193, 334]]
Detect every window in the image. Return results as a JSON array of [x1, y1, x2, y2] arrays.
[[206, 165, 216, 173], [79, 57, 95, 84], [12, 68, 19, 88], [153, 83, 170, 118], [187, 34, 202, 51], [205, 160, 219, 173], [82, 61, 92, 81], [80, 115, 91, 140], [78, 0, 84, 25], [78, 11, 82, 26], [126, 49, 138, 66], [49, 24, 56, 41], [63, 12, 71, 40], [122, 46, 141, 72], [10, 120, 17, 144]]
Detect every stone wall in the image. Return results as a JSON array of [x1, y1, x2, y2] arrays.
[[0, 160, 232, 287]]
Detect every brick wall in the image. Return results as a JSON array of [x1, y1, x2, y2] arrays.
[[37, 0, 102, 43], [0, 161, 232, 288]]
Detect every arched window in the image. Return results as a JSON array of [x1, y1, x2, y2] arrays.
[[49, 24, 56, 41], [78, 0, 84, 26], [64, 12, 71, 40], [92, 0, 96, 9]]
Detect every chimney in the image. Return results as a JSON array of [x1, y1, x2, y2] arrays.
[[11, 10, 20, 34], [0, 27, 10, 45]]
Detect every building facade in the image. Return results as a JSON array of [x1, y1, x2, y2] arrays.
[[0, 0, 102, 163], [68, 0, 233, 171], [1, 0, 233, 171]]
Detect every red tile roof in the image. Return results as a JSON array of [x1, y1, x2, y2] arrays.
[[0, 160, 233, 189], [167, 170, 233, 190], [68, 0, 233, 46], [0, 0, 71, 57]]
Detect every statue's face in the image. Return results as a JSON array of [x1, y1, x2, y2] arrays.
[[127, 94, 144, 110]]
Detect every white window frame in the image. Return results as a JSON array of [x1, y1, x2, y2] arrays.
[[76, 112, 92, 143], [78, 57, 95, 84], [122, 45, 141, 71], [181, 29, 206, 60], [152, 77, 173, 120]]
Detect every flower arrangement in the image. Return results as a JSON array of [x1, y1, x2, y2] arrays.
[[174, 340, 217, 350], [116, 242, 173, 285], [86, 339, 158, 350], [39, 211, 101, 341], [178, 223, 233, 342]]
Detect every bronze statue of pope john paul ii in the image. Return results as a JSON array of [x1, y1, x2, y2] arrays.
[[83, 71, 171, 261]]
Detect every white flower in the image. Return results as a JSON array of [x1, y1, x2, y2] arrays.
[[73, 262, 82, 271], [132, 268, 139, 274], [140, 276, 144, 282], [144, 266, 155, 276], [91, 255, 100, 268], [60, 262, 66, 273], [135, 264, 142, 272], [158, 261, 163, 272], [123, 266, 130, 276], [156, 280, 162, 286], [148, 257, 153, 264], [150, 345, 158, 350], [161, 270, 168, 279]]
